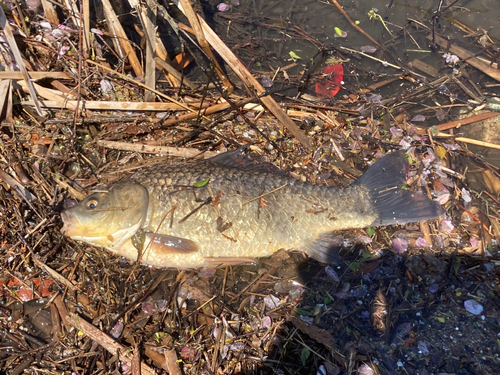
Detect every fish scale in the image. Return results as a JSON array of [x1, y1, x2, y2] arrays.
[[61, 150, 443, 268]]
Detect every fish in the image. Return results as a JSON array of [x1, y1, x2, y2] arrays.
[[60, 149, 443, 269]]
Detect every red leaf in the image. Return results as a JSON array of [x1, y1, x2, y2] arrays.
[[315, 63, 344, 98]]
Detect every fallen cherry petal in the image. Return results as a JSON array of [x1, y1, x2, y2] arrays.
[[142, 299, 155, 315], [358, 364, 375, 375], [428, 283, 439, 294], [217, 3, 229, 11], [109, 321, 124, 339], [360, 45, 377, 54], [389, 126, 404, 138], [58, 24, 73, 31], [410, 114, 426, 122], [391, 235, 408, 254], [441, 218, 454, 233], [415, 237, 428, 248], [464, 299, 483, 315], [325, 266, 340, 282], [461, 188, 472, 203], [261, 315, 272, 329], [418, 340, 430, 355], [433, 189, 450, 205], [470, 237, 479, 250], [264, 294, 280, 309]]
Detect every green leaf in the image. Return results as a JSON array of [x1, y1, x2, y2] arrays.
[[348, 262, 361, 271], [429, 125, 440, 136], [345, 326, 352, 333], [300, 347, 310, 365], [293, 307, 312, 316], [193, 178, 210, 188], [435, 145, 447, 159], [437, 317, 445, 323], [366, 227, 376, 236], [289, 51, 301, 60], [334, 27, 343, 36]]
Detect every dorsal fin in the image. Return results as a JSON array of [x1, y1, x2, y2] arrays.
[[209, 146, 289, 176]]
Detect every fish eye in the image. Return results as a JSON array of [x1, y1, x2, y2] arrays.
[[86, 199, 99, 210]]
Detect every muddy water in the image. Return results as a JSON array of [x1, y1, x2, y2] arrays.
[[209, 0, 500, 165]]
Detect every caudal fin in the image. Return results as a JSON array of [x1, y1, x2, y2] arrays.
[[305, 151, 444, 265], [353, 150, 444, 226]]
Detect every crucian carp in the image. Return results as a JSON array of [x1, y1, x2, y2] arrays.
[[61, 149, 443, 268]]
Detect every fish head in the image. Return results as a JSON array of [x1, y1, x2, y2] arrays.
[[61, 182, 149, 250]]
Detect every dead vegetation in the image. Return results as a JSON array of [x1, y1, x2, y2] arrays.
[[1, 0, 500, 374]]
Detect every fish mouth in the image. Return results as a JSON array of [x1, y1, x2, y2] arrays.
[[60, 210, 80, 237]]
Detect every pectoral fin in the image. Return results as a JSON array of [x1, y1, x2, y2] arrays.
[[143, 233, 199, 254]]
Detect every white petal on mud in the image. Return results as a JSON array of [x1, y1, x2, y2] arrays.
[[358, 364, 375, 375], [461, 188, 472, 203], [264, 294, 281, 309], [317, 365, 327, 375], [213, 326, 219, 339], [40, 21, 52, 30], [399, 139, 411, 149], [464, 299, 483, 315], [100, 79, 114, 93], [300, 315, 314, 324], [360, 45, 377, 53], [418, 340, 430, 355], [229, 342, 245, 351], [52, 29, 64, 39]]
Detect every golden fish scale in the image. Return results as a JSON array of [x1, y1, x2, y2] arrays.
[[130, 159, 378, 260]]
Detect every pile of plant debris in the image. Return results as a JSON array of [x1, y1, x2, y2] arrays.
[[0, 0, 500, 374]]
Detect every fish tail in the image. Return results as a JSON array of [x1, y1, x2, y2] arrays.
[[354, 150, 444, 226], [305, 150, 444, 264]]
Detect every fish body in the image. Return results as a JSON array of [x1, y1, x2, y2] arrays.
[[61, 150, 443, 268]]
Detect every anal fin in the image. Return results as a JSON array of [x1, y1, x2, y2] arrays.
[[304, 233, 343, 265]]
